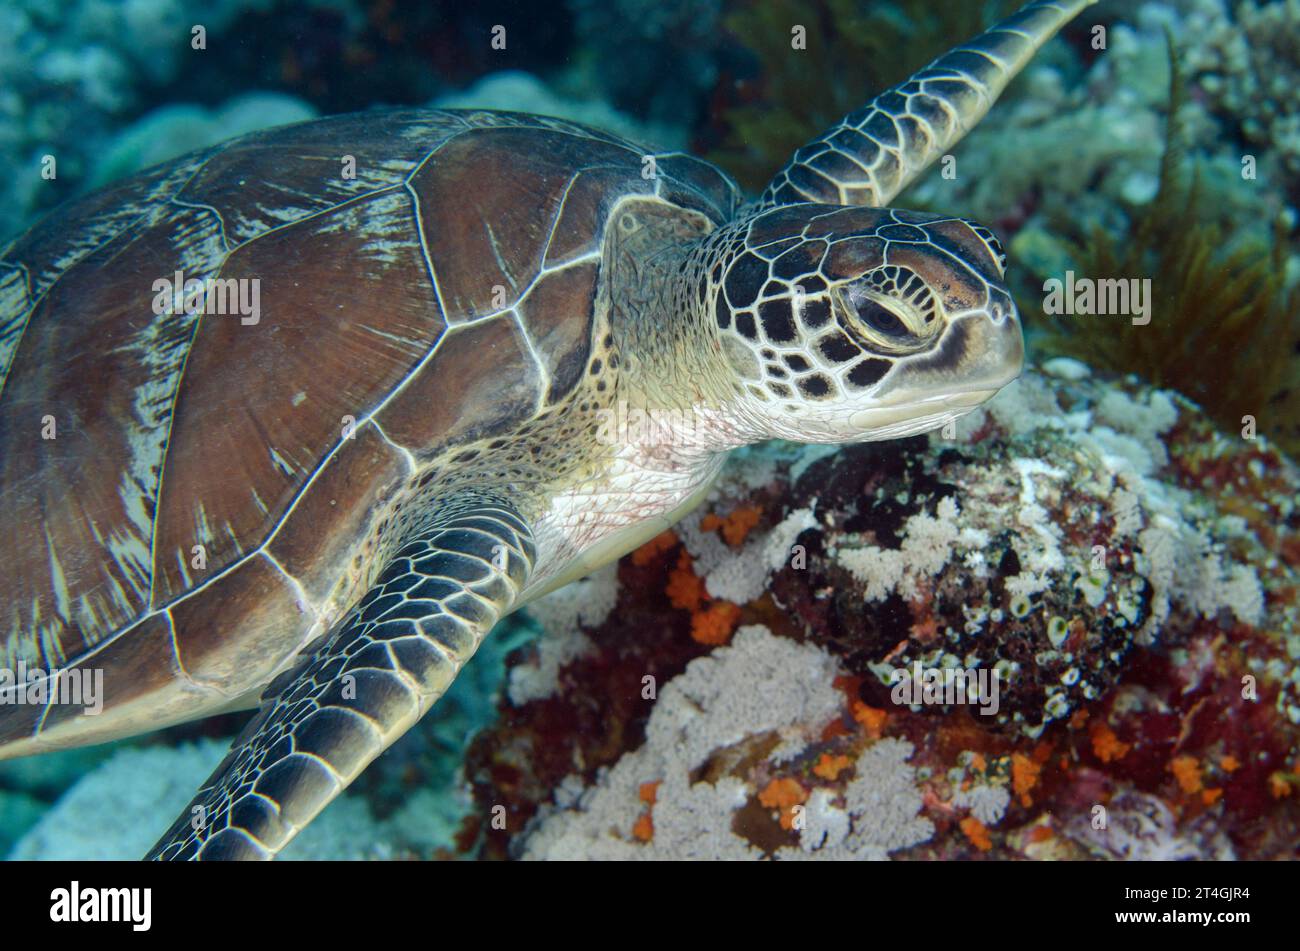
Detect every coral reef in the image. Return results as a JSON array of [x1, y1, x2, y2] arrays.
[[517, 625, 921, 860], [1063, 789, 1234, 860], [1033, 35, 1300, 458], [1184, 0, 1300, 180], [0, 0, 291, 240], [900, 0, 1296, 239], [0, 0, 587, 243], [567, 0, 726, 128], [460, 361, 1300, 860]]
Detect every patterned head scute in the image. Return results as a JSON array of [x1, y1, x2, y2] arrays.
[[710, 203, 1022, 441], [964, 220, 1008, 275]]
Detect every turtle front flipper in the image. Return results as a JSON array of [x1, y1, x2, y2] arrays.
[[759, 0, 1096, 209], [145, 498, 534, 860]]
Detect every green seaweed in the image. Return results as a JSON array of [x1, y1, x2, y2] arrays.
[[1034, 36, 1300, 457], [707, 0, 1020, 192]]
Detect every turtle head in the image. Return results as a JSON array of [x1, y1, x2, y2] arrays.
[[711, 204, 1022, 443]]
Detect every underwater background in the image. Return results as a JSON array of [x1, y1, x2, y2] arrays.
[[1, 0, 1298, 860]]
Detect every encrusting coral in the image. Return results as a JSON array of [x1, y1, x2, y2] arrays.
[[516, 625, 936, 860], [459, 362, 1300, 860], [1184, 0, 1300, 179]]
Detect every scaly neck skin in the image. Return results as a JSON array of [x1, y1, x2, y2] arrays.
[[606, 203, 769, 465], [523, 207, 763, 599]]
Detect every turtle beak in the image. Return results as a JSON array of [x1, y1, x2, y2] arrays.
[[870, 291, 1023, 406], [951, 288, 1023, 398]]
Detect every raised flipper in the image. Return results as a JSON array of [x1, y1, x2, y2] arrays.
[[146, 497, 534, 860], [759, 0, 1097, 209]]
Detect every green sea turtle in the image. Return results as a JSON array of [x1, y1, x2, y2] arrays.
[[0, 0, 1094, 859]]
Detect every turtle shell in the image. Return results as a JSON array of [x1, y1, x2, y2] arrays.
[[0, 109, 739, 754]]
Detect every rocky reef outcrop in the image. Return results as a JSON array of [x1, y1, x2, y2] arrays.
[[462, 361, 1299, 860]]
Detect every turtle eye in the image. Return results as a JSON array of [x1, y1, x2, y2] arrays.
[[834, 266, 941, 355], [854, 298, 909, 338]]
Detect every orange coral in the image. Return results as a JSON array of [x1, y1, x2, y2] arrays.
[[664, 545, 743, 646], [1170, 755, 1204, 795], [960, 816, 993, 852], [632, 781, 661, 842], [1269, 773, 1293, 799], [759, 777, 807, 808], [1201, 788, 1223, 806], [759, 777, 808, 831], [813, 753, 852, 781], [850, 701, 887, 738], [690, 601, 740, 646], [1028, 824, 1055, 844], [1219, 755, 1240, 773], [632, 812, 654, 842], [1011, 753, 1041, 808], [666, 550, 706, 612], [631, 530, 677, 566], [701, 506, 763, 547], [1090, 723, 1132, 763]]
